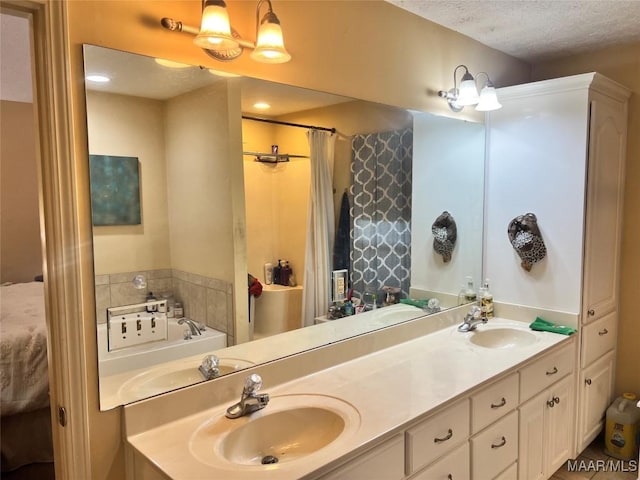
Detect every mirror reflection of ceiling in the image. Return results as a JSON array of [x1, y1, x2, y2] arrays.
[[83, 45, 353, 115]]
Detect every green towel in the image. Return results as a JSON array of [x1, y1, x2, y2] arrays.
[[529, 316, 576, 335], [400, 298, 430, 309]]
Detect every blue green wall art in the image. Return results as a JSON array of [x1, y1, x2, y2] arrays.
[[89, 155, 141, 226]]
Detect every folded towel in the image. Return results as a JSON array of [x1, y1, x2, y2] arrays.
[[529, 316, 576, 335], [400, 298, 429, 309]]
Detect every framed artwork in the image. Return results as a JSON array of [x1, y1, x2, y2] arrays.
[[89, 154, 141, 226]]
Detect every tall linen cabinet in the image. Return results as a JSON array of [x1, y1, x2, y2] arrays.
[[484, 73, 630, 475]]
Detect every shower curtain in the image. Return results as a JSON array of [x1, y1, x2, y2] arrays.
[[350, 127, 413, 301], [302, 130, 336, 326]]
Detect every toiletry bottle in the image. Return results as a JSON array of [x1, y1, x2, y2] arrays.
[[464, 276, 477, 303], [174, 302, 184, 319], [264, 263, 273, 285], [280, 260, 291, 286], [145, 291, 157, 312], [481, 279, 494, 318], [273, 260, 282, 285]]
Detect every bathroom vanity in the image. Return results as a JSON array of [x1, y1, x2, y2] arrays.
[[123, 309, 575, 480]]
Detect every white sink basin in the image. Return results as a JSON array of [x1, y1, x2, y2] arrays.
[[469, 327, 538, 349], [119, 358, 254, 398], [189, 394, 361, 467]]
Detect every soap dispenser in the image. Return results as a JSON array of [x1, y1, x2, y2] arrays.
[[481, 279, 494, 318]]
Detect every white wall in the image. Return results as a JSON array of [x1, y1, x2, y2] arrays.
[[484, 85, 590, 313], [87, 91, 171, 274], [411, 112, 485, 303]]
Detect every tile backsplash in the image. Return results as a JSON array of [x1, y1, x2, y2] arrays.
[[95, 269, 234, 342]]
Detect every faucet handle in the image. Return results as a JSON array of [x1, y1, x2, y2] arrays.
[[468, 305, 482, 318], [201, 354, 219, 370], [243, 373, 263, 394]]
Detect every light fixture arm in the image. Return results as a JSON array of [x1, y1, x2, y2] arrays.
[[453, 64, 472, 90], [255, 0, 278, 37], [475, 71, 494, 89]]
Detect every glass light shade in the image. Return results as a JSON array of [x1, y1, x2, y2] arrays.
[[457, 78, 480, 106], [250, 21, 291, 63], [475, 85, 502, 111], [193, 2, 240, 50]]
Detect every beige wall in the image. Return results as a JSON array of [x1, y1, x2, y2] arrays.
[[532, 42, 640, 396], [65, 2, 530, 479], [165, 83, 237, 281], [0, 100, 42, 284], [86, 91, 172, 274]]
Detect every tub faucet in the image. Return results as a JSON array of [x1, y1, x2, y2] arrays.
[[199, 354, 220, 380], [225, 374, 270, 419], [178, 318, 203, 336], [458, 305, 488, 332]]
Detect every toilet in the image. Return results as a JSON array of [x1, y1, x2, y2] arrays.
[[253, 284, 303, 339]]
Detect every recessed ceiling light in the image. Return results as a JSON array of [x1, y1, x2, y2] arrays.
[[208, 69, 241, 78], [86, 74, 111, 83], [253, 102, 271, 110], [154, 58, 191, 68]]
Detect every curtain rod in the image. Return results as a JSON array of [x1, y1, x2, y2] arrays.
[[242, 115, 336, 134]]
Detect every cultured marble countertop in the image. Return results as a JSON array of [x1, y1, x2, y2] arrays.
[[126, 317, 573, 480]]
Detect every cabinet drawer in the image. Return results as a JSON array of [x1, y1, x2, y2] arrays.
[[409, 442, 469, 480], [471, 410, 518, 480], [406, 399, 470, 474], [520, 342, 574, 402], [471, 373, 519, 433], [581, 311, 616, 367], [319, 434, 404, 480]]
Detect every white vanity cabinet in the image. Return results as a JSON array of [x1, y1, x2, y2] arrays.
[[488, 73, 630, 460]]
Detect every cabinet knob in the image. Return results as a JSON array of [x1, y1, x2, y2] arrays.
[[447, 475, 453, 480], [546, 366, 558, 376], [588, 309, 595, 316], [547, 399, 556, 408], [553, 396, 560, 404], [434, 429, 453, 443], [490, 397, 507, 409], [598, 328, 608, 336], [491, 436, 507, 449], [585, 378, 592, 385]]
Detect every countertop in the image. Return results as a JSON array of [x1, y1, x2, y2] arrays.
[[126, 317, 573, 479]]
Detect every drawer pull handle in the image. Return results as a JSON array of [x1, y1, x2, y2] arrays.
[[585, 378, 592, 385], [546, 366, 558, 376], [598, 328, 608, 336], [434, 429, 453, 443], [547, 399, 556, 408], [553, 396, 560, 404], [491, 436, 507, 449], [491, 397, 507, 409], [588, 309, 595, 316]]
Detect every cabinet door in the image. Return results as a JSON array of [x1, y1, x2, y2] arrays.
[[545, 375, 575, 475], [577, 351, 615, 452], [317, 434, 405, 480], [519, 391, 546, 480], [582, 94, 627, 324]]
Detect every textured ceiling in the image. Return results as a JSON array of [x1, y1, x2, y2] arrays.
[[387, 0, 640, 62]]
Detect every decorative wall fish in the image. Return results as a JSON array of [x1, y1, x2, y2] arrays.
[[432, 211, 457, 263], [507, 213, 547, 271]]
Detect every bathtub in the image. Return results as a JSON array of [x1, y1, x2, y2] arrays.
[[97, 319, 226, 376], [253, 284, 304, 339]]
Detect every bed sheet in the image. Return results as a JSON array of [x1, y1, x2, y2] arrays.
[[0, 282, 49, 416]]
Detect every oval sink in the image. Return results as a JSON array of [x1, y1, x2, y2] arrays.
[[190, 394, 361, 468], [221, 407, 344, 465], [469, 328, 538, 349], [119, 358, 254, 398]]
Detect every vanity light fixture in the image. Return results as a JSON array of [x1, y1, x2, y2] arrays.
[[438, 65, 502, 112], [161, 0, 291, 64]]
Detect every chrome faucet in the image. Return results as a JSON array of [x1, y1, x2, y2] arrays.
[[225, 374, 270, 419], [198, 354, 220, 380], [458, 305, 488, 332], [178, 318, 203, 336]]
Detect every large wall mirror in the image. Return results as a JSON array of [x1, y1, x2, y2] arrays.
[[83, 45, 485, 410]]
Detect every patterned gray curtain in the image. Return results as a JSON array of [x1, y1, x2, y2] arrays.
[[350, 128, 412, 301]]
